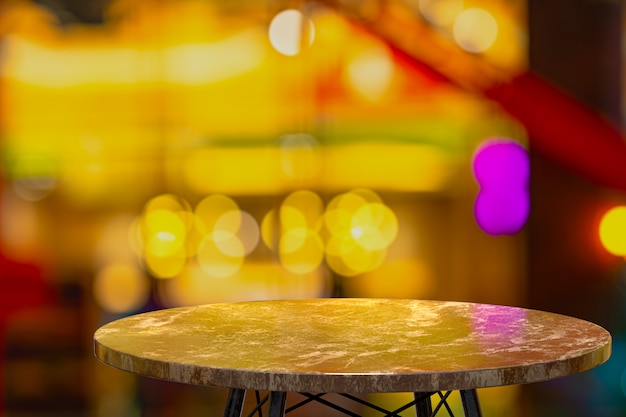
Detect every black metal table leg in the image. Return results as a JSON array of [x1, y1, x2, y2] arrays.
[[268, 391, 287, 417], [414, 392, 433, 417], [222, 388, 482, 417], [223, 389, 246, 417], [460, 389, 483, 417]]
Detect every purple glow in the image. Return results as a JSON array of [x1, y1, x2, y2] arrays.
[[471, 304, 527, 346], [472, 139, 529, 235]]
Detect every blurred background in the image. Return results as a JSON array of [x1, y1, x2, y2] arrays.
[[1, 0, 626, 415]]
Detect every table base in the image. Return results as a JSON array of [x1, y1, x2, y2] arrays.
[[224, 389, 483, 417]]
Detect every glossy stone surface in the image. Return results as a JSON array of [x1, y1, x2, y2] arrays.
[[94, 298, 611, 393]]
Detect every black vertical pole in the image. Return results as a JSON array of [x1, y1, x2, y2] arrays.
[[268, 391, 287, 417], [414, 392, 433, 417], [223, 389, 246, 417], [460, 389, 483, 417]]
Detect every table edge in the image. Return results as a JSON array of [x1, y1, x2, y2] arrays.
[[94, 328, 612, 393]]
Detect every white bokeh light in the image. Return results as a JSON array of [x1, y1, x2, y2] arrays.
[[268, 9, 315, 56], [453, 8, 498, 53]]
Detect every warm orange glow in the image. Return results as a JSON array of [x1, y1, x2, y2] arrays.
[[418, 0, 464, 27], [93, 263, 150, 313], [1, 9, 493, 201], [344, 43, 395, 101], [342, 259, 436, 299], [0, 0, 529, 333], [158, 261, 325, 306], [0, 191, 41, 261]]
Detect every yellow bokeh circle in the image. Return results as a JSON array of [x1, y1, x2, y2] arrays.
[[322, 189, 398, 277], [351, 203, 398, 251], [143, 209, 187, 257], [279, 228, 324, 274], [194, 194, 239, 235], [144, 250, 186, 279], [599, 206, 626, 256]]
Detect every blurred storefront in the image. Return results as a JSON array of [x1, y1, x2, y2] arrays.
[[0, 0, 624, 416]]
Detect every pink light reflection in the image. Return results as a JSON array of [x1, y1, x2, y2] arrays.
[[471, 303, 527, 348]]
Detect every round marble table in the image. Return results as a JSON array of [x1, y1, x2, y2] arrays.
[[94, 298, 611, 417]]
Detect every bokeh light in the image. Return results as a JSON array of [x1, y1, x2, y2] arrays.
[[195, 195, 259, 278], [139, 194, 193, 278], [453, 8, 498, 53], [134, 193, 263, 279], [194, 194, 239, 236], [599, 206, 626, 256], [278, 190, 325, 274], [197, 233, 244, 278], [326, 234, 387, 277], [280, 228, 325, 274], [95, 214, 140, 269], [351, 203, 398, 251], [417, 0, 464, 27], [344, 43, 395, 101], [473, 138, 529, 235], [281, 190, 324, 230], [268, 9, 315, 56], [144, 210, 187, 257], [1, 190, 42, 262], [261, 209, 279, 251], [323, 189, 397, 276], [92, 263, 150, 314], [258, 189, 397, 276], [224, 210, 260, 256], [144, 250, 187, 279]]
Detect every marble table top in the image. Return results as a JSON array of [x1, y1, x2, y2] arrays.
[[94, 298, 611, 393]]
